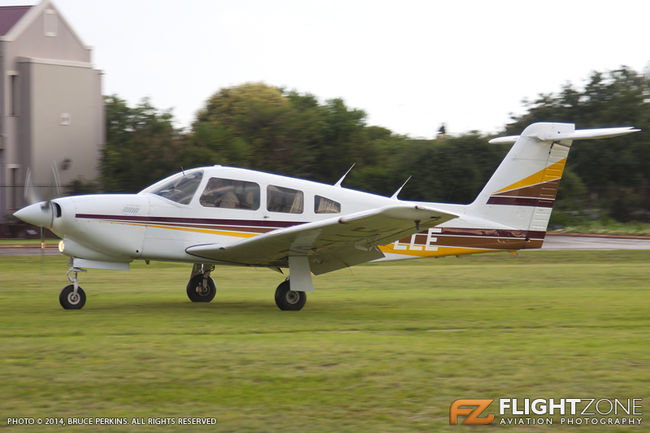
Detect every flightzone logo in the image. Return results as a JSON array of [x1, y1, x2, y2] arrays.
[[450, 398, 643, 426], [450, 399, 494, 425]]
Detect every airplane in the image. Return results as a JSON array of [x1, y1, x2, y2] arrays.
[[13, 122, 639, 311]]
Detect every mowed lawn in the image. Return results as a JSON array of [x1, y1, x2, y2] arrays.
[[0, 250, 649, 432]]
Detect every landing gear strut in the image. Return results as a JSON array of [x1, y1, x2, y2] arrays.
[[274, 280, 306, 311], [187, 264, 216, 302], [60, 266, 86, 309]]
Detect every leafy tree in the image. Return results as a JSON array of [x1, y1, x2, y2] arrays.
[[99, 67, 649, 223], [191, 83, 379, 182], [101, 95, 183, 192], [507, 67, 650, 221]]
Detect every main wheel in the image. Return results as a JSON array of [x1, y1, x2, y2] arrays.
[[186, 274, 216, 302], [59, 284, 86, 310], [274, 280, 306, 311]]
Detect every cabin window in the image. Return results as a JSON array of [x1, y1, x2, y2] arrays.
[[267, 185, 303, 213], [200, 178, 260, 210], [151, 171, 203, 205], [314, 195, 341, 214]]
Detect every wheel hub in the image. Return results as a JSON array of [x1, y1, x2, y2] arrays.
[[197, 284, 210, 296], [67, 292, 80, 304], [285, 290, 300, 304]]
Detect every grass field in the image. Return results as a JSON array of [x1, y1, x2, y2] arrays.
[[1, 250, 649, 432]]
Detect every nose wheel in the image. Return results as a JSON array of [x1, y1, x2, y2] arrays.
[[60, 284, 86, 309], [60, 266, 87, 309]]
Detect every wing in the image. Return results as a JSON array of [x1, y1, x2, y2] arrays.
[[185, 204, 457, 274]]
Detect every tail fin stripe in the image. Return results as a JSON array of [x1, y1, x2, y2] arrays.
[[486, 196, 555, 208], [490, 179, 560, 200], [494, 158, 567, 194]]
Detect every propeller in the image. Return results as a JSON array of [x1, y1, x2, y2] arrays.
[[20, 162, 64, 252]]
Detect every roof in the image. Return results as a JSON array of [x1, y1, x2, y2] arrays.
[[0, 5, 32, 36]]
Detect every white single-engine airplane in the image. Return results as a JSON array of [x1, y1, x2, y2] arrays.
[[14, 122, 639, 310]]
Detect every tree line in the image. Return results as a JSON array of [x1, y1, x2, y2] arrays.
[[97, 67, 650, 224]]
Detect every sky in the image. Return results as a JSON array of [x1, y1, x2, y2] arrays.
[[4, 0, 649, 137]]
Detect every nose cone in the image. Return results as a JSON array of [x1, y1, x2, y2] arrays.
[[13, 201, 53, 228]]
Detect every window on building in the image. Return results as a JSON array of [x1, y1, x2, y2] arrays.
[[199, 178, 260, 210], [9, 167, 18, 210], [9, 74, 17, 116], [44, 9, 57, 37], [151, 171, 203, 205], [267, 185, 303, 213], [314, 195, 341, 214]]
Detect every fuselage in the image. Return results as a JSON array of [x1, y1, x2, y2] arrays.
[[16, 165, 540, 268]]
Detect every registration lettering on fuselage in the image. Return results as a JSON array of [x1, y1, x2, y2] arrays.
[[392, 227, 441, 251]]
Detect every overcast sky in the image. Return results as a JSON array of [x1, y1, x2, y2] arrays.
[[4, 0, 649, 137]]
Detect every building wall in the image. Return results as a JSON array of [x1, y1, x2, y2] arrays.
[[1, 1, 103, 219], [18, 58, 102, 200]]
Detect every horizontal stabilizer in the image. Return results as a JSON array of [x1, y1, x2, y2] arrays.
[[489, 126, 639, 144]]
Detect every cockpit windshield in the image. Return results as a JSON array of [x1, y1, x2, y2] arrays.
[[149, 170, 203, 204]]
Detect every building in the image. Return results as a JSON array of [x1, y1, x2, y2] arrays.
[[0, 0, 103, 224]]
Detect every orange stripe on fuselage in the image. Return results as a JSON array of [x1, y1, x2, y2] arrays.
[[114, 222, 259, 238], [378, 244, 499, 257]]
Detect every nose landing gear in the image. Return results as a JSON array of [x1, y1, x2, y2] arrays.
[[60, 266, 87, 309]]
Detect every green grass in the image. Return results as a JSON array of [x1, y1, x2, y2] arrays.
[[1, 251, 649, 432]]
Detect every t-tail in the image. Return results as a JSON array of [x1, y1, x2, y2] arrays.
[[466, 122, 639, 247]]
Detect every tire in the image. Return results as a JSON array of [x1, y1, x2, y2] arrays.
[[59, 284, 86, 310], [186, 274, 216, 302], [274, 280, 306, 311]]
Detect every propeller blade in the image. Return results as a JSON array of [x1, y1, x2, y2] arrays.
[[51, 161, 62, 198], [24, 168, 40, 205]]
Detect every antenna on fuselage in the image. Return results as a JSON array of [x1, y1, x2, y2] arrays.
[[390, 176, 412, 200], [334, 163, 356, 187]]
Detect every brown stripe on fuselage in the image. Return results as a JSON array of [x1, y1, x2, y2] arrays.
[[75, 214, 302, 233], [434, 236, 543, 249], [397, 227, 545, 250], [439, 228, 546, 239], [75, 213, 303, 229]]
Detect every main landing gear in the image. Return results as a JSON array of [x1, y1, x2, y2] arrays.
[[186, 264, 308, 310], [273, 256, 312, 311], [60, 266, 86, 309], [186, 264, 216, 302], [274, 280, 307, 311]]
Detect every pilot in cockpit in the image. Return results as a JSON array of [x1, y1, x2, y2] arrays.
[[200, 179, 239, 208]]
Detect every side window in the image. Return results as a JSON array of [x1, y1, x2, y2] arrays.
[[315, 195, 341, 214], [267, 185, 303, 213], [200, 178, 260, 210]]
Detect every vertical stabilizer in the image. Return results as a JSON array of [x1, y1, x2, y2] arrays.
[[469, 122, 639, 235]]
